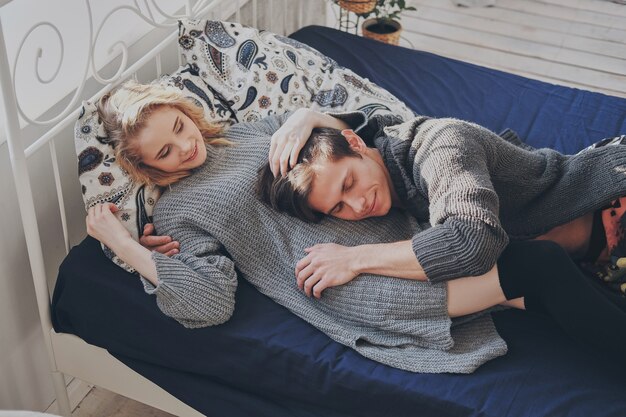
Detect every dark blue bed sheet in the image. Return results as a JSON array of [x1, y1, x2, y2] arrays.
[[52, 26, 626, 417], [296, 26, 626, 155]]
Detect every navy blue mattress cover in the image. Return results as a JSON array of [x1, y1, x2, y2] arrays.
[[52, 26, 626, 417]]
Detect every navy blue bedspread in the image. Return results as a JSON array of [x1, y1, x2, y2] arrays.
[[297, 27, 626, 154], [52, 26, 626, 417]]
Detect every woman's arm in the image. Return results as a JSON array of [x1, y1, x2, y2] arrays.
[[87, 203, 237, 328], [268, 108, 366, 176], [86, 204, 158, 283]]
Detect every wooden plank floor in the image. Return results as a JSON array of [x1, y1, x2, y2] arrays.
[[72, 387, 174, 417], [400, 0, 626, 97]]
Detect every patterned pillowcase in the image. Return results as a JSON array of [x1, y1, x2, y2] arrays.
[[75, 70, 235, 272], [177, 19, 416, 124], [577, 134, 626, 153]]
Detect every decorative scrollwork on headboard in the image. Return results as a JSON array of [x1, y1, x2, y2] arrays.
[[10, 0, 215, 126]]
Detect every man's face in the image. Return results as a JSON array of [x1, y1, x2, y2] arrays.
[[306, 148, 393, 221]]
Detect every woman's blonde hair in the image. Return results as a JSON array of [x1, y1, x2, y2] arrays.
[[97, 80, 229, 186]]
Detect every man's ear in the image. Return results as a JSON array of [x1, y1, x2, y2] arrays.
[[341, 129, 367, 152]]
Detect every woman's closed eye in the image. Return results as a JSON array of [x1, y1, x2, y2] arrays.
[[159, 146, 171, 159], [177, 122, 184, 134]]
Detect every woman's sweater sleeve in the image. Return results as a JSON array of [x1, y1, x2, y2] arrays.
[[140, 228, 238, 328], [411, 119, 509, 283]]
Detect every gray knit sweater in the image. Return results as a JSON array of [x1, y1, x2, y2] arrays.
[[144, 112, 507, 374], [363, 115, 626, 282]]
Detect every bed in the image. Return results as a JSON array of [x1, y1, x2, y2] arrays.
[[5, 3, 626, 417], [53, 25, 626, 417]]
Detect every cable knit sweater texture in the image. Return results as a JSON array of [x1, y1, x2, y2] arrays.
[[144, 112, 508, 374], [362, 115, 626, 282]]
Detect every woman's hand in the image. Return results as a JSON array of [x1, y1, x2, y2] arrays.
[[86, 203, 132, 250], [269, 108, 353, 176], [86, 203, 159, 284], [269, 108, 316, 177], [295, 243, 360, 298]]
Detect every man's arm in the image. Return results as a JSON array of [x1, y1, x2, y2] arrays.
[[296, 240, 425, 298], [352, 240, 426, 280], [139, 223, 179, 256], [339, 117, 508, 284], [296, 240, 524, 316], [410, 119, 509, 282], [296, 118, 509, 296]]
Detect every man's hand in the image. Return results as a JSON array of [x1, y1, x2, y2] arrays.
[[295, 243, 360, 298], [139, 223, 179, 256]]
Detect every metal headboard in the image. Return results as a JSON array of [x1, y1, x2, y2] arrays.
[[0, 0, 307, 414]]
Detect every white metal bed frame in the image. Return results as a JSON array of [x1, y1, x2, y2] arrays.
[[0, 1, 307, 415]]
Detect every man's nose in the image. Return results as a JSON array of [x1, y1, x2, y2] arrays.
[[347, 194, 367, 214]]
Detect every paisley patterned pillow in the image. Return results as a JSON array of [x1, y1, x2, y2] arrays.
[[177, 19, 415, 124], [75, 70, 234, 272]]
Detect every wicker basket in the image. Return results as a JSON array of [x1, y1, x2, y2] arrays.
[[338, 0, 377, 14], [361, 18, 402, 45]]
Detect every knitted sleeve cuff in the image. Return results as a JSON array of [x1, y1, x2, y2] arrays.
[[138, 251, 181, 296], [143, 251, 237, 327], [140, 275, 158, 294], [412, 225, 501, 283], [138, 251, 163, 295]]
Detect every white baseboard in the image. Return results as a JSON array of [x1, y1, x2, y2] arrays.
[[44, 377, 93, 415]]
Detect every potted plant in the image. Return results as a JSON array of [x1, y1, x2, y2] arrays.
[[360, 0, 416, 45], [335, 0, 378, 14]]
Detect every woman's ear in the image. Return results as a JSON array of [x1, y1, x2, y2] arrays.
[[341, 129, 367, 152]]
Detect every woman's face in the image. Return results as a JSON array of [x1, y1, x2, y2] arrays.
[[306, 145, 394, 221], [135, 106, 207, 172]]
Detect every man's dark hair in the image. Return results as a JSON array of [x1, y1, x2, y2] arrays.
[[257, 127, 361, 222]]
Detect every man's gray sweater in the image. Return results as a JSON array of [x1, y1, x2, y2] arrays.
[[364, 115, 626, 282], [145, 112, 508, 374]]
